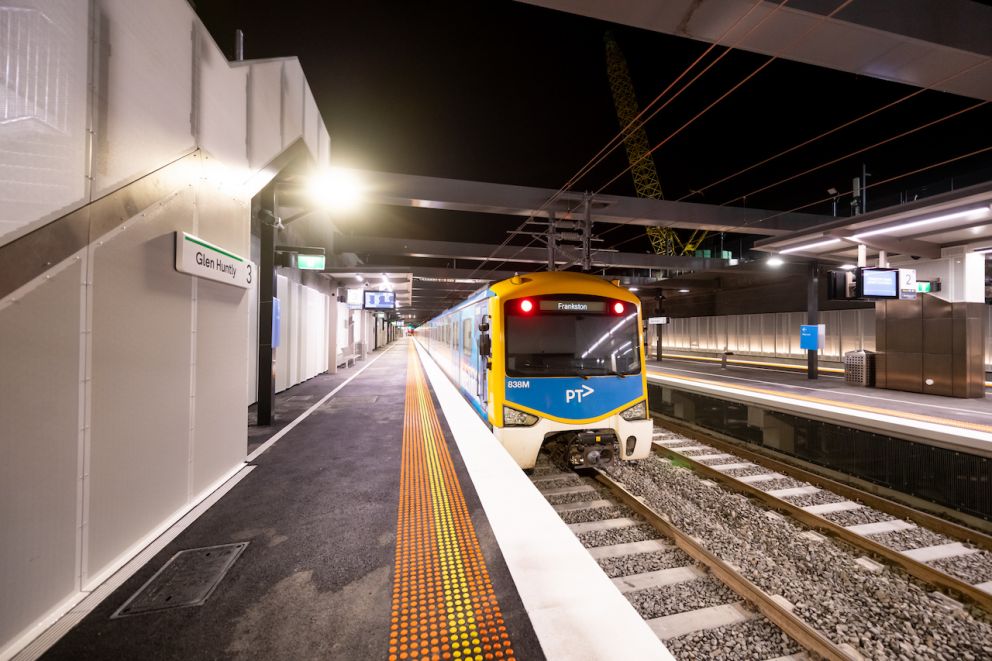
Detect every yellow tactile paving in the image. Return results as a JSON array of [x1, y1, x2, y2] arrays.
[[649, 369, 992, 435], [389, 344, 515, 661]]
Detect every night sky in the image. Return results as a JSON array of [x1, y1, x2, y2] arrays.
[[192, 0, 992, 255]]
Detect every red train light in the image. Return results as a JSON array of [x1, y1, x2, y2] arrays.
[[612, 301, 625, 314], [519, 299, 534, 313]]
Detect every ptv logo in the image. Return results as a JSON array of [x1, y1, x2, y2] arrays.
[[565, 384, 595, 404]]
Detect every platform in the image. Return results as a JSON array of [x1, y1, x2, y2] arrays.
[[30, 339, 670, 661], [647, 357, 992, 458]]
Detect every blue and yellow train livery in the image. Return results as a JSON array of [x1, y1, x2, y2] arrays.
[[418, 271, 652, 469]]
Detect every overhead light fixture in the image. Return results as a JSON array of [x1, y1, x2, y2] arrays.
[[852, 206, 991, 240], [779, 238, 842, 254], [629, 287, 639, 292], [678, 288, 690, 293], [767, 256, 784, 267], [308, 167, 364, 210], [840, 264, 857, 270], [827, 187, 838, 195], [355, 274, 364, 281]]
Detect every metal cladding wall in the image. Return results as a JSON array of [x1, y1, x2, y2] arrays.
[[0, 1, 332, 656]]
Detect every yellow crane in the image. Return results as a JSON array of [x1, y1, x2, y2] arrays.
[[604, 32, 707, 257]]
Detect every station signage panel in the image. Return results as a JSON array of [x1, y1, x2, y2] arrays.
[[539, 300, 606, 313], [799, 324, 825, 351], [648, 316, 669, 325], [175, 232, 252, 288]]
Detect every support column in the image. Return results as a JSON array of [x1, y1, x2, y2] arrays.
[[807, 261, 819, 380], [360, 310, 368, 360], [256, 184, 277, 425]]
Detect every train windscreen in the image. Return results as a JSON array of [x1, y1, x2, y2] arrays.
[[505, 304, 640, 377]]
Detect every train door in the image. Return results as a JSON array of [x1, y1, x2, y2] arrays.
[[477, 312, 491, 406]]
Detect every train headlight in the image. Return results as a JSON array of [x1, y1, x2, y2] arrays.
[[503, 406, 539, 427], [619, 400, 647, 420]]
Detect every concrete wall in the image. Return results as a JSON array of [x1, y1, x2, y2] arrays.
[[0, 1, 333, 656]]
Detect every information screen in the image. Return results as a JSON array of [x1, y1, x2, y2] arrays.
[[860, 269, 899, 298], [364, 290, 396, 309]]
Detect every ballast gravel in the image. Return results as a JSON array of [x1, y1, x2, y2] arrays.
[[928, 551, 992, 585], [559, 505, 631, 525], [545, 489, 603, 506], [679, 448, 718, 457], [626, 577, 737, 619], [866, 527, 951, 552], [604, 452, 992, 660], [532, 476, 581, 491], [598, 549, 694, 578], [576, 523, 657, 548], [752, 477, 807, 492], [665, 616, 802, 660], [781, 490, 848, 507], [822, 506, 895, 527]]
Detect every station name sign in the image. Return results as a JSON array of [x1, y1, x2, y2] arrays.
[[539, 300, 606, 313], [175, 232, 252, 289]]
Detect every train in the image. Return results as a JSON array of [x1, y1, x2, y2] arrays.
[[418, 271, 652, 469]]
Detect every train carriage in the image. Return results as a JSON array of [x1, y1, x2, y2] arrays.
[[419, 271, 652, 469]]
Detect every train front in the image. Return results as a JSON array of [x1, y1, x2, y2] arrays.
[[489, 273, 652, 469]]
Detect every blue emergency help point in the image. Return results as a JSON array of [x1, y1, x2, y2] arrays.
[[799, 324, 825, 351]]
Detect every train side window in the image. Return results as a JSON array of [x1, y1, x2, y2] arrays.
[[463, 319, 472, 352]]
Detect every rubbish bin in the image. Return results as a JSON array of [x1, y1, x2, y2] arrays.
[[843, 350, 876, 386]]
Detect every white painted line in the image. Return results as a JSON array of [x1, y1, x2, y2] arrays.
[[612, 566, 705, 592], [902, 543, 979, 563], [802, 501, 864, 515], [766, 486, 820, 499], [568, 517, 641, 534], [541, 485, 597, 497], [846, 520, 917, 536], [648, 602, 755, 640], [588, 539, 672, 560], [245, 346, 394, 463], [553, 499, 613, 513], [737, 473, 784, 483], [7, 464, 255, 661], [708, 463, 755, 472], [414, 340, 674, 660]]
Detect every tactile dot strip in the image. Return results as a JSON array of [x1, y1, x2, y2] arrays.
[[388, 345, 515, 661]]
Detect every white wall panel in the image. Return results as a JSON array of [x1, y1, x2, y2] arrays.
[[0, 0, 89, 245], [288, 281, 300, 386], [193, 278, 248, 495], [247, 61, 283, 171], [281, 60, 304, 150], [303, 84, 319, 157], [0, 260, 82, 647], [318, 123, 331, 168], [91, 0, 195, 197], [196, 26, 248, 174], [86, 189, 194, 582], [275, 274, 289, 392]]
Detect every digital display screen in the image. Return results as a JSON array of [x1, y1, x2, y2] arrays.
[[539, 300, 607, 313], [364, 290, 396, 309], [860, 269, 898, 298], [296, 254, 325, 270]]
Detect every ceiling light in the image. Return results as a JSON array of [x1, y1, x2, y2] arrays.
[[355, 274, 364, 281], [767, 256, 784, 267], [827, 187, 838, 195], [779, 238, 842, 254], [308, 167, 364, 210], [678, 289, 690, 293], [852, 206, 991, 240], [629, 287, 639, 292], [840, 264, 856, 270]]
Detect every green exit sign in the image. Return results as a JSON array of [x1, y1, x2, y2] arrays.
[[297, 254, 325, 270], [916, 281, 932, 293]]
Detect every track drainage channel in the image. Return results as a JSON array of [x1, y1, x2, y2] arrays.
[[112, 542, 249, 618]]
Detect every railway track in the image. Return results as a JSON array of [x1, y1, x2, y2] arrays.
[[529, 421, 992, 659], [649, 419, 992, 613], [529, 458, 847, 660]]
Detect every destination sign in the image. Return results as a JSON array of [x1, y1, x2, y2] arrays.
[[539, 300, 606, 313]]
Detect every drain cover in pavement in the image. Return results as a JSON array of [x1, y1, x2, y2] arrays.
[[112, 542, 248, 618]]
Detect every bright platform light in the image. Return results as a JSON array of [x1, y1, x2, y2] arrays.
[[767, 256, 784, 267], [309, 167, 364, 210]]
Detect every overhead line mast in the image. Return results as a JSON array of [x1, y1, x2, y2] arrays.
[[604, 32, 707, 257]]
